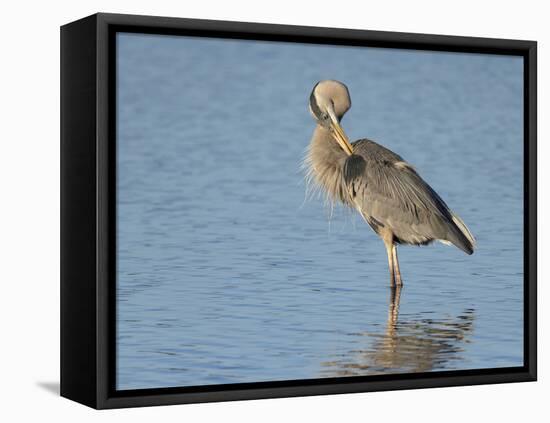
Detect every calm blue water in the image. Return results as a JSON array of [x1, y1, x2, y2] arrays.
[[116, 33, 524, 390]]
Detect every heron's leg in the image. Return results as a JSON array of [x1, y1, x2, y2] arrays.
[[384, 240, 396, 288], [392, 245, 403, 287]]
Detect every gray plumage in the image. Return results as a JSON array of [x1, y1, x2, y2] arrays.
[[305, 80, 475, 286]]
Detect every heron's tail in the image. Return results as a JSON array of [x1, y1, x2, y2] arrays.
[[447, 213, 476, 255]]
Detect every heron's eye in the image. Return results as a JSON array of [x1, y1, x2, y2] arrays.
[[321, 113, 329, 121]]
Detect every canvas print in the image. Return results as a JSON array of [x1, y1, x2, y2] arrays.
[[115, 32, 524, 390]]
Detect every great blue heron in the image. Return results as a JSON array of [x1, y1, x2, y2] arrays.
[[305, 80, 475, 287]]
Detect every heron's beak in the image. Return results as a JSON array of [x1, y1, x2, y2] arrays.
[[328, 110, 353, 156]]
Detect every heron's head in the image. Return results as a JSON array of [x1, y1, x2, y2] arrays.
[[309, 80, 353, 155]]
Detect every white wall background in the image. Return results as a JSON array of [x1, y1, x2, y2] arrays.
[[1, 0, 545, 420]]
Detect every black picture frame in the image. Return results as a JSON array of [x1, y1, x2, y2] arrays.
[[60, 12, 537, 409]]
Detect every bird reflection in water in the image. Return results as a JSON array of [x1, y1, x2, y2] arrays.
[[321, 287, 475, 376]]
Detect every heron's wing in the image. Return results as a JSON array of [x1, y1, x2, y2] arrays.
[[345, 140, 450, 219], [343, 140, 475, 253]]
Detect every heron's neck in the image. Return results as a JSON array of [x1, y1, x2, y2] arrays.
[[309, 125, 348, 161], [305, 125, 348, 204]]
